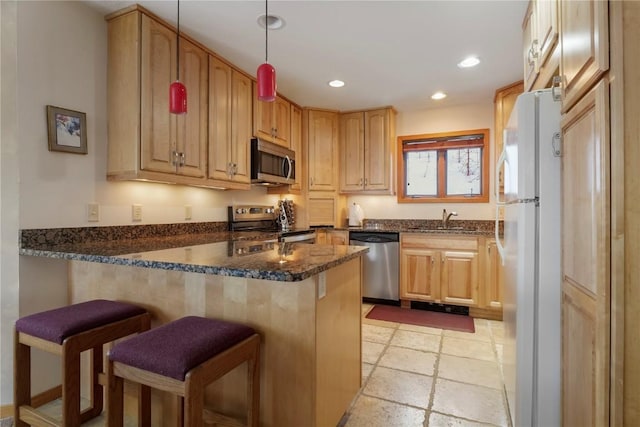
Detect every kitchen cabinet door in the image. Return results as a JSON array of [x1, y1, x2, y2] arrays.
[[140, 19, 207, 178], [440, 250, 479, 307], [484, 239, 503, 310], [289, 104, 303, 192], [208, 57, 251, 188], [175, 36, 208, 178], [400, 248, 440, 302], [339, 108, 395, 194], [559, 0, 608, 112], [254, 90, 291, 148], [340, 112, 365, 191], [327, 230, 349, 245], [364, 109, 392, 191], [140, 15, 177, 174], [561, 79, 610, 427], [494, 81, 524, 195], [522, 3, 537, 92], [307, 110, 339, 192]]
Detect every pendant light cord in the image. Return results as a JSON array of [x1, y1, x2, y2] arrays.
[[176, 0, 180, 80], [265, 0, 268, 63]]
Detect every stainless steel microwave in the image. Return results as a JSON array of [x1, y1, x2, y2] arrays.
[[250, 138, 296, 185]]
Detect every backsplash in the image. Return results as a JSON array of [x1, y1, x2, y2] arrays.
[[361, 219, 502, 234], [20, 222, 228, 248]]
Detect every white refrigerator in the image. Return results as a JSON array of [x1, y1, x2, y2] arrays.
[[496, 89, 561, 427]]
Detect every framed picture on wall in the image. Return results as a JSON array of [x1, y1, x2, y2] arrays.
[[46, 105, 87, 154]]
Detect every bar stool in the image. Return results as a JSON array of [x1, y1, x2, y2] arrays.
[[107, 316, 260, 427], [14, 299, 151, 427]]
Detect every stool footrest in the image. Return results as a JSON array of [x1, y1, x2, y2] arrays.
[[19, 405, 58, 427]]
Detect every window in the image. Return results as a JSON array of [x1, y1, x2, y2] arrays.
[[397, 129, 490, 203]]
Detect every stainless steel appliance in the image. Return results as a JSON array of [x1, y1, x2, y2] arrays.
[[250, 138, 295, 185], [228, 205, 315, 243], [349, 231, 399, 302], [496, 89, 561, 427]]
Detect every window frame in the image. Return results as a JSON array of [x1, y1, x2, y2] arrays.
[[396, 128, 490, 203]]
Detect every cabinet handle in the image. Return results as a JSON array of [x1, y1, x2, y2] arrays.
[[488, 246, 491, 255], [179, 152, 185, 167], [551, 75, 563, 102], [431, 258, 434, 266], [364, 178, 368, 186], [310, 177, 314, 186], [171, 150, 179, 166], [527, 39, 539, 66]]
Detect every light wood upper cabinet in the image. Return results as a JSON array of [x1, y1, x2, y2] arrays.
[[339, 108, 395, 194], [208, 56, 251, 188], [400, 234, 479, 307], [561, 79, 610, 427], [107, 10, 208, 184], [307, 109, 339, 192], [254, 88, 291, 148], [494, 81, 524, 194], [289, 104, 303, 192], [523, 0, 559, 91], [559, 0, 608, 112]]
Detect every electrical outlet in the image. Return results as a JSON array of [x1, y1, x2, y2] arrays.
[[132, 204, 142, 221], [185, 205, 192, 220], [88, 203, 99, 222]]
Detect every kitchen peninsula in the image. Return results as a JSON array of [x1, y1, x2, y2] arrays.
[[20, 228, 367, 427]]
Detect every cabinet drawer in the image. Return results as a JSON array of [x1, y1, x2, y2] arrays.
[[401, 234, 478, 251]]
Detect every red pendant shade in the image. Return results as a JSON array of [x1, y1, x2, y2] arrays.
[[169, 80, 187, 114], [257, 63, 276, 102]]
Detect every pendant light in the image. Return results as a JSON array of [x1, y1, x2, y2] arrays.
[[169, 0, 187, 114], [256, 0, 276, 102]]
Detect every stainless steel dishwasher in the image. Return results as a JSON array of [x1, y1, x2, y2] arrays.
[[349, 231, 399, 303]]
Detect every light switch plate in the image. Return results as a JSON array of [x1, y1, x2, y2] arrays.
[[88, 203, 99, 222], [318, 272, 326, 299], [185, 205, 192, 220], [132, 204, 142, 221]]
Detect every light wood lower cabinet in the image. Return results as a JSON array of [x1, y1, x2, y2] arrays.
[[400, 234, 479, 307], [484, 238, 503, 310], [316, 230, 349, 245]]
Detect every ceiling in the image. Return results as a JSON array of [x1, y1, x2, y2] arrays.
[[84, 0, 528, 113]]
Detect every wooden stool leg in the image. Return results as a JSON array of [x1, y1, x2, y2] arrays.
[[185, 380, 204, 427], [247, 339, 260, 427], [139, 383, 151, 427], [107, 360, 124, 427], [13, 331, 30, 427], [62, 343, 82, 427], [79, 344, 104, 422]]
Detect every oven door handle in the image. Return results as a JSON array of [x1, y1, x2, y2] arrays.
[[283, 155, 293, 180]]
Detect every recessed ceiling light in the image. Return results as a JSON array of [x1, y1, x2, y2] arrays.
[[457, 56, 481, 68], [257, 14, 285, 30], [328, 80, 345, 88], [431, 92, 447, 100]]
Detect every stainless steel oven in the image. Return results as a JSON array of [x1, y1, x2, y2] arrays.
[[228, 205, 315, 243]]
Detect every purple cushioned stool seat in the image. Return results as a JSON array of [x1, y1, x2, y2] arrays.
[[109, 316, 256, 381], [15, 299, 147, 344]]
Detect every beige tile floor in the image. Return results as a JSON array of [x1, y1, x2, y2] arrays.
[[339, 304, 510, 427], [2, 304, 509, 427]]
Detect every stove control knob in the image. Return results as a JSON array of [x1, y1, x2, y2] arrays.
[[236, 208, 246, 214]]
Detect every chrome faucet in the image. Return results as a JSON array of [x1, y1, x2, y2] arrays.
[[442, 209, 458, 229]]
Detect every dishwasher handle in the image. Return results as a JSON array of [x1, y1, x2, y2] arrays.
[[349, 232, 399, 243]]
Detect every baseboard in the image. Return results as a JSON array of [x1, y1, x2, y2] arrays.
[[469, 307, 503, 321], [0, 385, 62, 418]]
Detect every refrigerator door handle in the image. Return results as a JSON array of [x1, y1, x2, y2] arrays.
[[495, 205, 506, 266], [496, 141, 507, 205]]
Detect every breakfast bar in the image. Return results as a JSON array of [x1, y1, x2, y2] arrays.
[[21, 234, 367, 427]]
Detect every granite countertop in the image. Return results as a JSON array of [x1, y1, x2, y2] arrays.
[[330, 219, 502, 237], [19, 230, 368, 282]]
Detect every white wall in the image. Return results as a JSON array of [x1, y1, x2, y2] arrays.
[[348, 102, 497, 221]]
